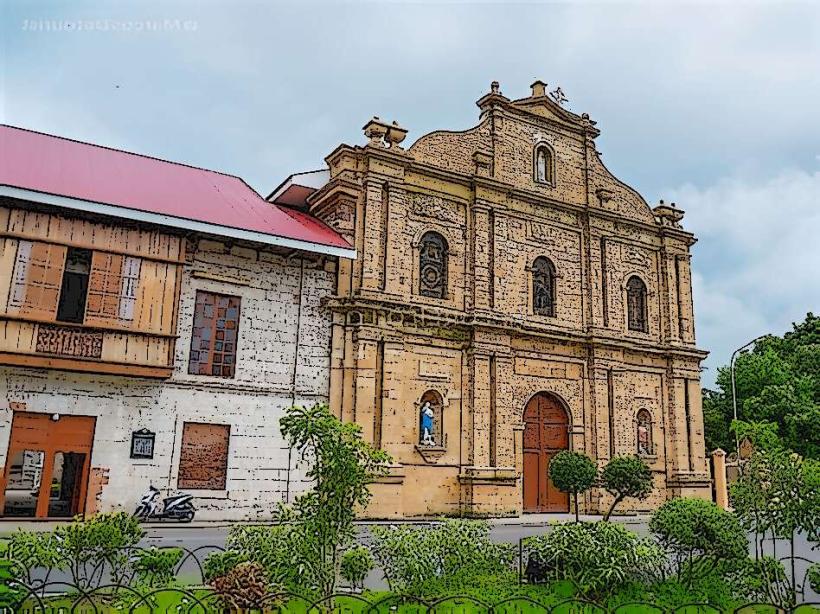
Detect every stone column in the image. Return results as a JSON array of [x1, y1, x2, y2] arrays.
[[712, 449, 728, 510], [472, 202, 493, 311], [469, 350, 492, 467]]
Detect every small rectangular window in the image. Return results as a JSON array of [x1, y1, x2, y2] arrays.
[[56, 248, 92, 324], [188, 291, 241, 377], [177, 422, 230, 490]]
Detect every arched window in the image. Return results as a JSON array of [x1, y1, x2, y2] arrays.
[[534, 144, 554, 185], [419, 232, 448, 299], [532, 256, 557, 317], [419, 390, 443, 447], [626, 276, 648, 332], [637, 409, 653, 455]]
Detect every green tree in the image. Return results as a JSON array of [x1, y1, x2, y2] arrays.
[[600, 455, 653, 521], [702, 313, 820, 459], [548, 450, 597, 522], [731, 447, 820, 607], [279, 403, 390, 598], [649, 498, 747, 588]]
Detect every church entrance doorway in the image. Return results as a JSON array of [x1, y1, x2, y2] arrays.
[[522, 392, 569, 513]]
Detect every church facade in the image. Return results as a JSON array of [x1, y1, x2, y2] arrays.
[[297, 81, 711, 517]]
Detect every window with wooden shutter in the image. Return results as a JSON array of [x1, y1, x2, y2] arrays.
[[7, 240, 33, 311], [85, 252, 142, 326], [9, 241, 67, 319], [188, 291, 241, 377], [118, 256, 141, 321], [177, 422, 230, 490]]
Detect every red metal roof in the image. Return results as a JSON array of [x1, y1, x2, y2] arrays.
[[0, 125, 352, 256]]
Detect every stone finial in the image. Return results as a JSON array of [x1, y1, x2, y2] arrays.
[[491, 81, 500, 95], [384, 121, 408, 149], [653, 200, 685, 228], [363, 117, 390, 147], [530, 80, 547, 98]]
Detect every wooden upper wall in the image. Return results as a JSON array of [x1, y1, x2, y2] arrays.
[[0, 203, 184, 378]]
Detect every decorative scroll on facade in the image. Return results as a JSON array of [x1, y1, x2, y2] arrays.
[[35, 325, 103, 359], [419, 231, 448, 299]]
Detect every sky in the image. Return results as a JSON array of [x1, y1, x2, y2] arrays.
[[2, 0, 819, 387]]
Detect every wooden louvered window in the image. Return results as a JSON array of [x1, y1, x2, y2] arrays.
[[627, 276, 648, 332], [7, 240, 33, 311], [85, 253, 141, 325], [188, 291, 241, 377], [7, 241, 68, 319], [177, 422, 230, 489]]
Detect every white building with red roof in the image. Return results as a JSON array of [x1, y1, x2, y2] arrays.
[[0, 125, 352, 520]]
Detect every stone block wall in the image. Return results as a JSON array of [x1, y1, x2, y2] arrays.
[[0, 236, 335, 520]]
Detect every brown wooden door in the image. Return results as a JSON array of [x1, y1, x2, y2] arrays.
[[0, 411, 95, 519], [522, 393, 569, 513]]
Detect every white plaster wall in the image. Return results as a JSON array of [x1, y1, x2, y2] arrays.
[[0, 237, 334, 520]]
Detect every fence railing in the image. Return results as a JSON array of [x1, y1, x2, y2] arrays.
[[3, 543, 818, 613], [5, 582, 820, 614]]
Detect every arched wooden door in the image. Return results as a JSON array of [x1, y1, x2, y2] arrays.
[[522, 392, 569, 513]]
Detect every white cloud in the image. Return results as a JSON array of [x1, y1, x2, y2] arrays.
[[667, 168, 820, 386]]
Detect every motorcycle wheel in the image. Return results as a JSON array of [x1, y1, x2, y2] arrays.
[[181, 510, 194, 523]]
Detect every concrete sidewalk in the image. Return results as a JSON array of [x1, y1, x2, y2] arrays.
[[0, 512, 651, 536]]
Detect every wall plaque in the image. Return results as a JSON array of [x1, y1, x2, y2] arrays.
[[131, 429, 156, 459]]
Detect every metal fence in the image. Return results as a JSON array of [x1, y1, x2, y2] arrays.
[[6, 584, 820, 614], [4, 544, 819, 613]]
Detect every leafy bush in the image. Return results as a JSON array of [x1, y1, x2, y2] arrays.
[[525, 521, 665, 598], [340, 546, 373, 590], [600, 455, 653, 520], [6, 512, 143, 589], [210, 561, 272, 609], [727, 556, 791, 606], [548, 450, 597, 522], [371, 519, 515, 593], [0, 557, 26, 609], [650, 498, 747, 587], [5, 530, 59, 586], [203, 550, 249, 583], [809, 562, 820, 594], [52, 511, 144, 587], [132, 547, 183, 587]]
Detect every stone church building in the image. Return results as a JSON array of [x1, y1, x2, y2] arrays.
[[273, 80, 712, 517], [0, 80, 711, 521]]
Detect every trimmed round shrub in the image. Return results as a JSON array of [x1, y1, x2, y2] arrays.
[[548, 450, 597, 521], [601, 455, 653, 520]]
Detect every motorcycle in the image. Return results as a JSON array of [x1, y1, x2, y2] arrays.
[[134, 485, 196, 522]]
